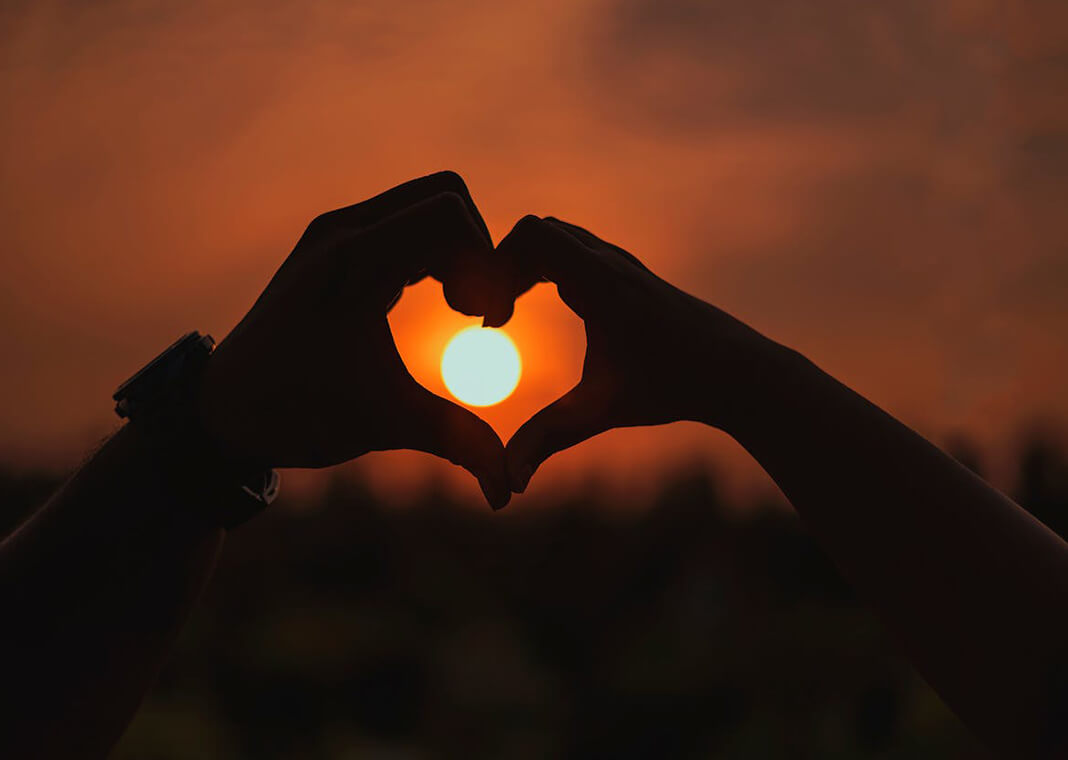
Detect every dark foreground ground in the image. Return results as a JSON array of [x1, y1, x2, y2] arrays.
[[3, 435, 1066, 758]]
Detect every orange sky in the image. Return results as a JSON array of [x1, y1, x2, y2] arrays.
[[1, 0, 1066, 502]]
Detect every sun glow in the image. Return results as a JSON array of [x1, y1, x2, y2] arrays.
[[441, 327, 522, 407]]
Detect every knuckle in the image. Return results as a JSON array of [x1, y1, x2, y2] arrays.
[[306, 209, 339, 236], [510, 214, 547, 243], [423, 192, 479, 239], [428, 169, 469, 195], [516, 214, 543, 230], [428, 190, 468, 215]]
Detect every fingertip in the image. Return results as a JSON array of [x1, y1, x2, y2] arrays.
[[426, 170, 492, 244], [497, 215, 545, 249], [457, 418, 510, 509], [442, 281, 484, 318], [515, 213, 545, 230], [511, 463, 534, 494], [429, 169, 466, 189], [478, 471, 512, 510], [481, 300, 514, 328]]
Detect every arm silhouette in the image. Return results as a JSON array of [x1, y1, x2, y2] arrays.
[[0, 172, 512, 758], [498, 215, 1068, 757]]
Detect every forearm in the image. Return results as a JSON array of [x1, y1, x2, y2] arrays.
[[0, 424, 224, 758], [722, 338, 1068, 754]]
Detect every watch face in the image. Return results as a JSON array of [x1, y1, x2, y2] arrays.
[[114, 333, 199, 399], [113, 332, 215, 417]]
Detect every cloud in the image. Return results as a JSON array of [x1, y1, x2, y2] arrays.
[[569, 0, 1068, 438], [0, 0, 1064, 486], [586, 0, 993, 131]]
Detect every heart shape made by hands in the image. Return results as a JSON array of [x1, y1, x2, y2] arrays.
[[388, 273, 585, 466], [203, 173, 730, 509]]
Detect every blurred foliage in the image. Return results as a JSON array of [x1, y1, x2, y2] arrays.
[[3, 434, 1066, 759]]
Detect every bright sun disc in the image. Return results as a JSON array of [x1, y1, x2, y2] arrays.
[[441, 327, 521, 407]]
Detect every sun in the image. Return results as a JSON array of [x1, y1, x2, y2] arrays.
[[441, 327, 521, 407]]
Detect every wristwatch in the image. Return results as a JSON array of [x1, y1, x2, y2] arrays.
[[113, 331, 279, 528]]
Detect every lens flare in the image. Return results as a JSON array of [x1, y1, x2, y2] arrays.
[[441, 327, 521, 406]]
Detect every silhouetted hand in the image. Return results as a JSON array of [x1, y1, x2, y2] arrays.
[[198, 172, 513, 508], [498, 215, 772, 493]]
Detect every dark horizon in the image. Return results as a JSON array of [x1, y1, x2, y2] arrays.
[[4, 430, 1067, 756]]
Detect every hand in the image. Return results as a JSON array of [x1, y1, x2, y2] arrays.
[[198, 172, 514, 508], [497, 215, 776, 494]]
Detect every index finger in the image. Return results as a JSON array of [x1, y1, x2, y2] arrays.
[[309, 170, 492, 245], [544, 217, 652, 273], [495, 215, 607, 316], [351, 192, 508, 318], [361, 190, 486, 275]]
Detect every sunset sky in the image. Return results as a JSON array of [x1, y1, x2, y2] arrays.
[[1, 0, 1065, 501]]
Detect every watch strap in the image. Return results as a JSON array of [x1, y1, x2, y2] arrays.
[[115, 332, 278, 529]]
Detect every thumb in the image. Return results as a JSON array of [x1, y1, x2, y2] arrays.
[[400, 385, 511, 510], [505, 385, 609, 494]]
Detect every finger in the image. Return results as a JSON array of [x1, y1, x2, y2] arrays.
[[505, 385, 610, 494], [358, 191, 519, 321], [352, 191, 494, 306], [543, 217, 651, 273], [495, 215, 606, 317], [400, 386, 511, 510], [309, 170, 492, 245]]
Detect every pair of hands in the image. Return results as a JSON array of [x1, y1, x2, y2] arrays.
[[199, 172, 768, 509]]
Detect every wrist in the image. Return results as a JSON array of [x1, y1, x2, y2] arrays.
[[122, 397, 277, 529], [693, 319, 810, 439], [194, 335, 281, 472], [194, 356, 266, 471], [113, 331, 279, 528]]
